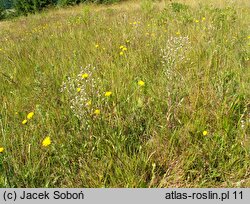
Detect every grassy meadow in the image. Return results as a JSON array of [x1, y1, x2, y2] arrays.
[[0, 0, 249, 187]]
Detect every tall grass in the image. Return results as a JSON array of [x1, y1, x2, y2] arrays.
[[0, 0, 249, 187]]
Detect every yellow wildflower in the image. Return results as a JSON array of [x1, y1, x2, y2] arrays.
[[126, 40, 130, 43], [42, 136, 51, 147], [122, 47, 127, 51], [94, 109, 100, 115], [0, 147, 4, 153], [82, 73, 89, 79], [27, 112, 34, 119], [176, 31, 180, 35], [202, 17, 206, 21], [86, 100, 92, 106], [119, 45, 124, 49], [138, 80, 145, 87], [203, 130, 208, 136], [105, 91, 112, 97], [133, 22, 137, 25], [120, 51, 124, 56], [195, 19, 199, 23], [22, 119, 28, 125], [77, 88, 81, 92], [95, 44, 99, 48]]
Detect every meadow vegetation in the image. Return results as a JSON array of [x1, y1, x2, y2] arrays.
[[0, 0, 249, 187]]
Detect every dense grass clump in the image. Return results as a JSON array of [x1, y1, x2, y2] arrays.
[[0, 0, 249, 187]]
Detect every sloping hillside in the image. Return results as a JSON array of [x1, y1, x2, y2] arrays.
[[0, 0, 249, 187]]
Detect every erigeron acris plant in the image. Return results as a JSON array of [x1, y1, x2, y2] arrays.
[[161, 36, 190, 80], [161, 36, 190, 128], [61, 65, 101, 128]]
